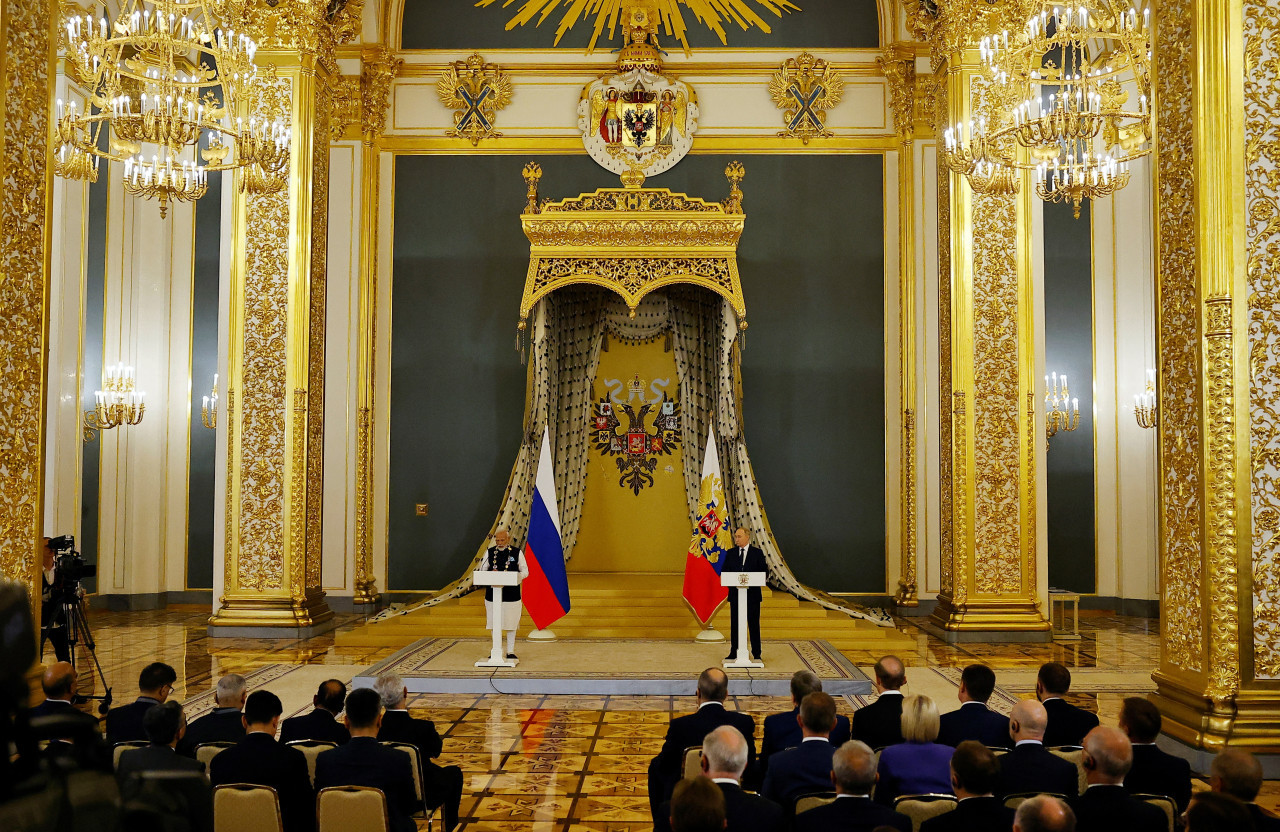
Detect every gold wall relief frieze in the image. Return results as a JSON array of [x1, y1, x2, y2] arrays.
[[898, 408, 919, 604], [1025, 390, 1038, 593], [291, 387, 309, 599], [951, 390, 969, 605], [354, 406, 377, 603], [305, 75, 332, 593], [936, 78, 955, 600], [329, 75, 362, 142], [378, 136, 901, 154]]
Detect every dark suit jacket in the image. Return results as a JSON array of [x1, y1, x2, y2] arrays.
[[937, 702, 1012, 749], [1041, 698, 1099, 749], [723, 546, 767, 598], [652, 702, 758, 798], [654, 780, 785, 832], [106, 696, 164, 746], [851, 692, 904, 750], [29, 698, 100, 740], [117, 744, 206, 784], [997, 742, 1079, 798], [1249, 802, 1280, 832], [1124, 743, 1192, 812], [377, 709, 444, 761], [1068, 785, 1168, 832], [792, 795, 912, 832], [178, 707, 246, 757], [315, 736, 418, 832], [919, 796, 1015, 832], [280, 708, 351, 746], [762, 739, 836, 806], [208, 731, 315, 832], [760, 709, 851, 774]]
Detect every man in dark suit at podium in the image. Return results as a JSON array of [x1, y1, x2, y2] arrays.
[[852, 656, 906, 750], [648, 668, 757, 821], [724, 528, 766, 662], [1037, 662, 1098, 748], [937, 664, 1011, 749]]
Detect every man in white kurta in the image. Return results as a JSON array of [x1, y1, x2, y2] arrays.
[[482, 528, 528, 658]]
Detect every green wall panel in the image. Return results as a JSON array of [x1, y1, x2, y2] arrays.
[[402, 0, 880, 50], [390, 153, 885, 593], [187, 173, 221, 590]]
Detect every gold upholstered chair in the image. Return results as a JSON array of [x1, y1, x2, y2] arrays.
[[317, 785, 389, 832], [213, 783, 283, 832]]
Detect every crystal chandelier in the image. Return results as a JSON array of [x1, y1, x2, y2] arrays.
[[55, 0, 290, 217], [942, 1, 1151, 218], [83, 363, 146, 441]]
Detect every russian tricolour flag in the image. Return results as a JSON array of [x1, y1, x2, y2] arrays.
[[521, 427, 571, 629], [683, 426, 731, 625]]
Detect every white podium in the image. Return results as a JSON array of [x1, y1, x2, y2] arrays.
[[473, 570, 520, 667], [721, 571, 765, 669]]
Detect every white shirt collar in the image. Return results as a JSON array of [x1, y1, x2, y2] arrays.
[[836, 794, 871, 799], [1015, 739, 1043, 747], [961, 701, 987, 708], [711, 778, 739, 785], [43, 699, 72, 705], [802, 736, 831, 743], [1041, 696, 1063, 702], [698, 701, 725, 710], [877, 690, 904, 697], [1086, 783, 1123, 790], [958, 795, 994, 802]]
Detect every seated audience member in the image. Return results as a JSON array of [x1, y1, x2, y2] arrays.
[[1036, 663, 1099, 748], [1118, 696, 1191, 813], [793, 740, 911, 832], [671, 776, 727, 832], [106, 661, 177, 746], [1067, 726, 1166, 832], [30, 662, 99, 737], [853, 656, 907, 749], [178, 673, 247, 757], [761, 671, 851, 774], [656, 726, 783, 832], [374, 673, 464, 832], [1014, 795, 1076, 832], [875, 694, 953, 805], [1185, 791, 1257, 832], [315, 687, 418, 832], [937, 664, 1011, 749], [280, 679, 351, 746], [998, 700, 1079, 798], [208, 690, 315, 832], [648, 668, 758, 820], [117, 702, 205, 784], [763, 691, 839, 808], [1210, 747, 1280, 832], [919, 742, 1014, 832]]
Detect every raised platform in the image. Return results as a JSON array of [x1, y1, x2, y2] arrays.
[[353, 637, 873, 696], [337, 573, 914, 652]]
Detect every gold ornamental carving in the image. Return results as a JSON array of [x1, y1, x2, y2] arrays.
[[329, 75, 361, 142], [769, 53, 845, 144], [517, 164, 748, 328], [437, 53, 513, 146], [361, 47, 402, 143], [305, 81, 333, 593], [879, 55, 916, 141]]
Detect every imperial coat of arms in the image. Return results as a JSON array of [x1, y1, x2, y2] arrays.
[[592, 379, 681, 495], [577, 5, 698, 176], [437, 53, 514, 146]]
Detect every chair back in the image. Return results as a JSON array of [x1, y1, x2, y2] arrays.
[[1046, 746, 1087, 795], [893, 794, 958, 832], [1003, 792, 1067, 810], [794, 792, 837, 815], [986, 746, 1009, 757], [196, 741, 237, 770], [380, 741, 428, 819], [682, 746, 702, 780], [122, 770, 215, 832], [112, 740, 148, 771], [213, 783, 282, 832], [1133, 793, 1178, 832], [285, 740, 337, 788], [317, 785, 389, 832]]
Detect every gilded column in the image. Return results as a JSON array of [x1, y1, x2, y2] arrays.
[[352, 47, 399, 607], [880, 49, 920, 607], [209, 0, 359, 633], [928, 6, 1050, 640], [0, 0, 56, 624], [1149, 0, 1278, 753]]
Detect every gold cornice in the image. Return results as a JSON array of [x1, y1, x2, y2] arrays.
[[393, 59, 892, 78], [379, 135, 898, 153]]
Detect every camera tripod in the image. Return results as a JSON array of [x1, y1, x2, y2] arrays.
[[51, 591, 113, 714]]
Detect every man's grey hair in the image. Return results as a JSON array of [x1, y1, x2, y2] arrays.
[[832, 740, 878, 794], [373, 673, 407, 709], [215, 674, 247, 707], [1014, 795, 1076, 832], [702, 725, 748, 776]]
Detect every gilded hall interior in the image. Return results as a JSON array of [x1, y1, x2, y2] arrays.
[[0, 0, 1274, 774]]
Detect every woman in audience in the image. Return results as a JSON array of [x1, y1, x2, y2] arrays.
[[875, 694, 954, 805]]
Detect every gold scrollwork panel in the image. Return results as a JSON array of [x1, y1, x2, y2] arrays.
[[523, 257, 744, 322]]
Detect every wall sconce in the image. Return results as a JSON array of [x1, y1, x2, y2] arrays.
[[1133, 368, 1157, 429], [83, 362, 145, 441], [201, 374, 218, 430], [1045, 371, 1080, 440]]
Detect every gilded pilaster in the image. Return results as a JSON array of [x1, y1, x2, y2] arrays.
[[0, 0, 56, 624], [210, 0, 351, 632], [927, 3, 1049, 638], [353, 47, 399, 607]]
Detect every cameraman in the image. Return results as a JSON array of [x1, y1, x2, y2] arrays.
[[41, 538, 74, 663]]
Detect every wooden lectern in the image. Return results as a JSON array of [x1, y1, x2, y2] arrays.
[[473, 570, 520, 667], [721, 570, 765, 669]]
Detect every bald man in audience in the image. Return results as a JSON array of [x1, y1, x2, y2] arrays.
[[1067, 726, 1166, 832], [1211, 748, 1280, 832], [280, 679, 351, 745], [1119, 696, 1190, 812], [997, 700, 1079, 798], [29, 661, 99, 747], [1014, 795, 1076, 832], [792, 740, 911, 832], [852, 656, 906, 749], [179, 673, 247, 757], [655, 726, 783, 832]]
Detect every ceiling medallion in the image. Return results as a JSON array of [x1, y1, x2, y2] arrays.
[[577, 4, 699, 178]]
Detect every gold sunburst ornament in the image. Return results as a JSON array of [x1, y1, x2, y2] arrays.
[[475, 0, 801, 54]]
